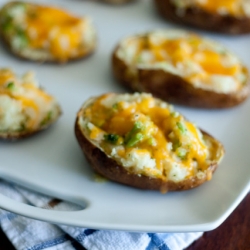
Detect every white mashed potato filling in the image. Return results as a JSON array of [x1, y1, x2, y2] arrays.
[[80, 93, 216, 182]]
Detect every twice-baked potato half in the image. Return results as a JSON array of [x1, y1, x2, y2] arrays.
[[0, 68, 61, 139], [75, 93, 224, 192], [0, 1, 97, 63], [112, 30, 250, 109], [154, 0, 250, 34]]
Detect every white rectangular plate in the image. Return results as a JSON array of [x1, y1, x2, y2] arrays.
[[0, 0, 249, 233]]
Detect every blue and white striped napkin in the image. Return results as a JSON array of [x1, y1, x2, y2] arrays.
[[0, 180, 203, 250]]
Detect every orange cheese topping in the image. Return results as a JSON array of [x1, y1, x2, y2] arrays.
[[197, 0, 242, 16], [146, 35, 240, 78], [24, 4, 85, 61], [194, 50, 238, 75], [185, 121, 207, 165], [84, 93, 209, 177]]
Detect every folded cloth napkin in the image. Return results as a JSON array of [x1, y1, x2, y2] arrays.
[[0, 179, 203, 250]]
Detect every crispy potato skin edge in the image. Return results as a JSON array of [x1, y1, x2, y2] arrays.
[[154, 0, 250, 34], [111, 49, 250, 109], [75, 110, 223, 192]]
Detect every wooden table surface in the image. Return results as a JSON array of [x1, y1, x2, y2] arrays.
[[0, 193, 249, 250]]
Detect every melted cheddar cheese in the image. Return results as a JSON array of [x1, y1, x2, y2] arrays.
[[172, 0, 250, 17], [80, 93, 213, 182], [0, 69, 60, 133], [0, 2, 96, 62], [116, 30, 247, 94]]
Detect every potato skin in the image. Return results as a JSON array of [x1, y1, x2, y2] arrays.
[[75, 108, 223, 192], [154, 0, 250, 34], [112, 49, 250, 109]]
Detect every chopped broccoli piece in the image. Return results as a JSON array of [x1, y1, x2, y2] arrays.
[[112, 103, 118, 110], [124, 121, 145, 147], [6, 82, 15, 90], [13, 28, 28, 48], [176, 148, 187, 160], [133, 121, 144, 130], [176, 121, 187, 134], [172, 140, 181, 151], [126, 133, 144, 147], [104, 134, 119, 144]]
